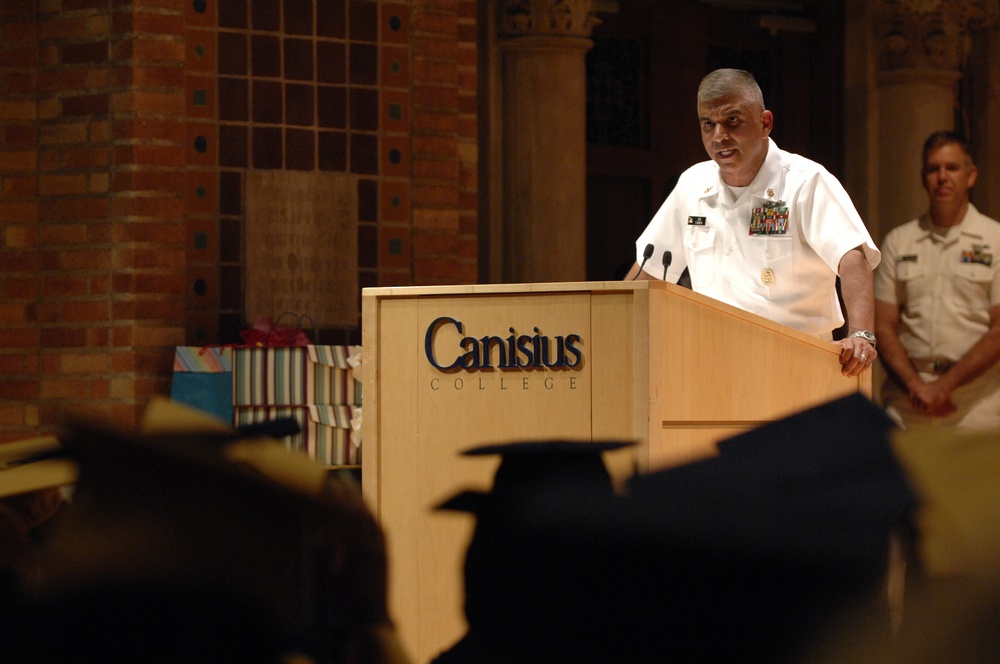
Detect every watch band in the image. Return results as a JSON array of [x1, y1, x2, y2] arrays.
[[848, 330, 877, 348]]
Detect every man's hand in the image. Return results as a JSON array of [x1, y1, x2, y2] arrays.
[[910, 381, 957, 417], [908, 378, 957, 416], [837, 246, 877, 377], [837, 338, 876, 377]]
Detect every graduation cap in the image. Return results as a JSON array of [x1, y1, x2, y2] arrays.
[[431, 440, 632, 664], [456, 394, 920, 664], [140, 396, 326, 497], [0, 436, 77, 500], [622, 392, 916, 567], [804, 424, 1000, 664], [139, 398, 412, 662], [13, 402, 406, 664], [33, 415, 330, 595], [435, 440, 631, 514]]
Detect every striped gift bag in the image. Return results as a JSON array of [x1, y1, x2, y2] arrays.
[[231, 345, 362, 407], [231, 344, 363, 466], [232, 404, 361, 466], [307, 345, 363, 407], [307, 404, 361, 466]]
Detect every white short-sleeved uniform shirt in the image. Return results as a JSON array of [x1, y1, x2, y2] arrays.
[[635, 138, 879, 338], [873, 204, 1000, 361]]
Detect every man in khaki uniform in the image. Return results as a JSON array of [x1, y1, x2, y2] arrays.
[[874, 131, 1000, 430]]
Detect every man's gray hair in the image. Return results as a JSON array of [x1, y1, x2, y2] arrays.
[[922, 130, 974, 167], [697, 69, 765, 111]]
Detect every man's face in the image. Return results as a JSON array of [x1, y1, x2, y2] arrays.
[[698, 94, 773, 187], [922, 142, 977, 208]]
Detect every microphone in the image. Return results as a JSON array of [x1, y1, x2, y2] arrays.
[[661, 250, 672, 281], [632, 243, 654, 280]]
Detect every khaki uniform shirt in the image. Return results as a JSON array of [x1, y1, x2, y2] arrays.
[[874, 203, 1000, 363]]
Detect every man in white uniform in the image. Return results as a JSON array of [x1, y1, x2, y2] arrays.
[[626, 68, 879, 377], [874, 131, 1000, 430]]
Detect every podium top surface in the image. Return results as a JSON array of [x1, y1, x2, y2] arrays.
[[361, 280, 838, 356], [362, 280, 643, 297]]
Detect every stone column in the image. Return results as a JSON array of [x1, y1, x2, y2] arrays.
[[498, 0, 598, 283], [875, 0, 995, 238]]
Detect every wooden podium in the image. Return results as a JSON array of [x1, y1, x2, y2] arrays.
[[361, 280, 870, 662]]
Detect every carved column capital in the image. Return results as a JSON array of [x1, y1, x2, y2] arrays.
[[499, 0, 601, 38], [876, 0, 998, 71]]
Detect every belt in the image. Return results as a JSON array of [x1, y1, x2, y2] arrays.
[[912, 358, 955, 374]]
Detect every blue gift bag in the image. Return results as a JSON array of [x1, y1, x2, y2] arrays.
[[169, 346, 234, 424]]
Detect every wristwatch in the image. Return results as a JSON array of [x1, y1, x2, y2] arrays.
[[848, 330, 877, 348]]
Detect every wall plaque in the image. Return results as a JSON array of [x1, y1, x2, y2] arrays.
[[245, 170, 358, 328]]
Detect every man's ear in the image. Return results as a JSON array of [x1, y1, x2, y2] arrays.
[[967, 163, 979, 190], [760, 109, 774, 136]]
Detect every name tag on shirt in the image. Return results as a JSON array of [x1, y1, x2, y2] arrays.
[[688, 216, 706, 226]]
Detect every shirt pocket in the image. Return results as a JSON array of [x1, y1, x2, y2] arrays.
[[744, 235, 795, 291], [951, 261, 994, 309], [894, 259, 926, 316], [683, 225, 718, 288], [895, 260, 925, 282]]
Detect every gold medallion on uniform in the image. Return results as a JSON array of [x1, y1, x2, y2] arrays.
[[761, 268, 775, 286]]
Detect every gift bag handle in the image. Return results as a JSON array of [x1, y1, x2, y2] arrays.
[[270, 312, 318, 345]]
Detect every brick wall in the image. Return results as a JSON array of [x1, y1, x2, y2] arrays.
[[1, 0, 188, 438], [409, 0, 478, 285], [0, 0, 479, 441], [0, 0, 41, 436]]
